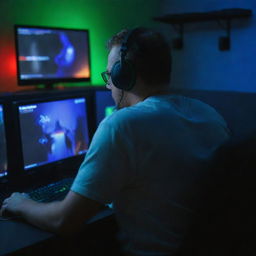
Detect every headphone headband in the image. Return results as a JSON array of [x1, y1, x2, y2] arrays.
[[110, 28, 139, 91]]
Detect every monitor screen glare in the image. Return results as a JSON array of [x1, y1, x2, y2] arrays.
[[18, 98, 90, 170], [0, 105, 8, 177], [15, 26, 90, 84]]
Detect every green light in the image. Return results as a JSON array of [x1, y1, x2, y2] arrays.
[[105, 106, 115, 117], [3, 0, 160, 91]]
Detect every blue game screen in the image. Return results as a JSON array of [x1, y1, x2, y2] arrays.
[[16, 26, 90, 81], [0, 105, 8, 177], [18, 98, 89, 170]]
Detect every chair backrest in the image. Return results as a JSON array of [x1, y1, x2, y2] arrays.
[[178, 135, 256, 256]]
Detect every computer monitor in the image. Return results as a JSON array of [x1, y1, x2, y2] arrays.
[[17, 96, 90, 171], [0, 104, 8, 178], [14, 25, 91, 87], [95, 89, 115, 127]]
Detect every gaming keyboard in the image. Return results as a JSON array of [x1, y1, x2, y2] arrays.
[[27, 177, 74, 203]]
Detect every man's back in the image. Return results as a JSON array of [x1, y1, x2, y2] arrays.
[[71, 94, 230, 255]]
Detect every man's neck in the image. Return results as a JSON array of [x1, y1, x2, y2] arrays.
[[126, 87, 170, 106]]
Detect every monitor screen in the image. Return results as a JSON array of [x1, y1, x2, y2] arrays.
[[15, 25, 91, 86], [95, 90, 115, 127], [0, 104, 8, 177], [18, 97, 90, 170]]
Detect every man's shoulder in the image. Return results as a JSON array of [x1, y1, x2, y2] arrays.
[[100, 93, 228, 129], [101, 107, 137, 127]]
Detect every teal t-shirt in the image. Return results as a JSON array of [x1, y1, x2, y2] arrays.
[[71, 94, 230, 256]]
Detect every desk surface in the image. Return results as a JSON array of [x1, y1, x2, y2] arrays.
[[0, 208, 114, 256]]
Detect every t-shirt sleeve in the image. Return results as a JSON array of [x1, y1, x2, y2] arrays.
[[71, 118, 135, 204]]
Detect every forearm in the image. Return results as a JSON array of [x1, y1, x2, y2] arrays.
[[1, 191, 103, 235], [18, 199, 65, 233]]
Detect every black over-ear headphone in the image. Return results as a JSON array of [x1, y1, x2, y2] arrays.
[[110, 28, 139, 91]]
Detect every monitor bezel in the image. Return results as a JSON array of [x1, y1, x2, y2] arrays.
[[12, 92, 92, 179], [14, 24, 91, 86]]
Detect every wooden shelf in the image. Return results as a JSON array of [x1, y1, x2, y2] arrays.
[[154, 8, 252, 24], [153, 8, 253, 50]]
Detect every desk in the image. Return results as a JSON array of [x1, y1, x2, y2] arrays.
[[0, 208, 115, 256]]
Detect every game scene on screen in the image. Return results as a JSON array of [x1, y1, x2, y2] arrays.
[[0, 105, 8, 177], [17, 27, 90, 80], [19, 98, 89, 170]]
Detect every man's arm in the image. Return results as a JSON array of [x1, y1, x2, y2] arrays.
[[0, 191, 103, 235]]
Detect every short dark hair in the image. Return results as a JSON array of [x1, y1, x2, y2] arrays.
[[107, 27, 172, 87]]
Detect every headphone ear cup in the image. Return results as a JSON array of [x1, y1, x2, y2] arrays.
[[111, 60, 136, 91]]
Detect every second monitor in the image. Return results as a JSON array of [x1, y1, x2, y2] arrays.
[[16, 96, 90, 171], [94, 88, 115, 128], [14, 25, 91, 87], [0, 104, 8, 178]]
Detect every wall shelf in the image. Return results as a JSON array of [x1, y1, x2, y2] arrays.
[[153, 8, 252, 50]]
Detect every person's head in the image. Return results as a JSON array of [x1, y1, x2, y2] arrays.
[[102, 27, 172, 108]]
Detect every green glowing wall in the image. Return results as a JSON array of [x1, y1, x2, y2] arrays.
[[0, 0, 161, 92]]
